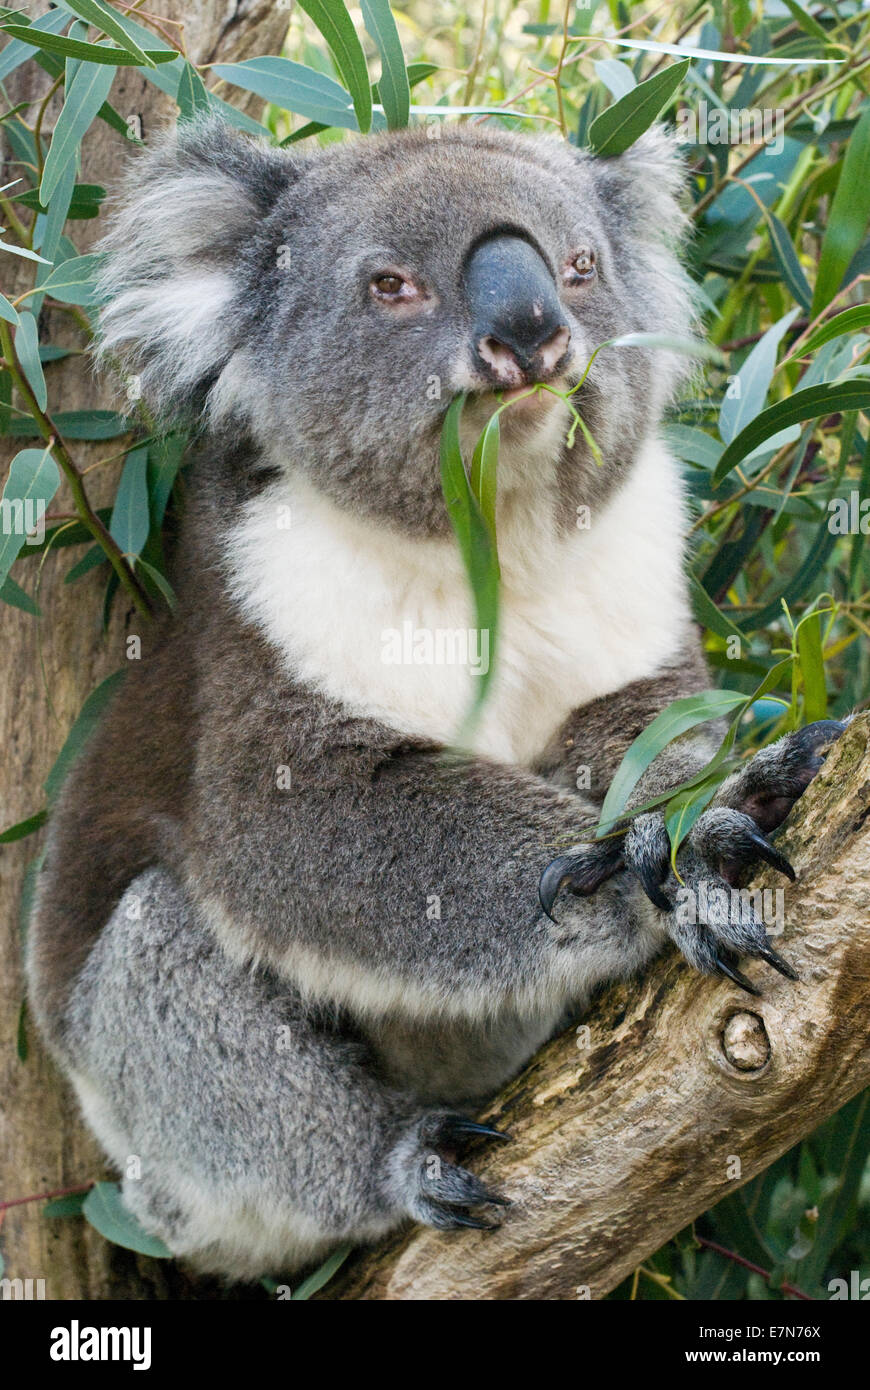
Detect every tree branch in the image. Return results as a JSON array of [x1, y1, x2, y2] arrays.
[[321, 714, 870, 1300]]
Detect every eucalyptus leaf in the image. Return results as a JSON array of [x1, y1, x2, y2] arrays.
[[0, 26, 175, 66], [0, 446, 60, 588], [83, 1181, 172, 1258], [360, 0, 409, 129], [713, 381, 870, 486], [36, 251, 104, 305], [296, 0, 372, 133], [719, 308, 799, 444], [44, 670, 126, 802], [588, 59, 689, 156], [40, 60, 117, 205], [598, 689, 748, 832], [109, 446, 150, 559], [210, 57, 358, 130], [812, 103, 870, 315]]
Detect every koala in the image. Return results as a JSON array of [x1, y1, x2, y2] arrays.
[[26, 116, 845, 1282]]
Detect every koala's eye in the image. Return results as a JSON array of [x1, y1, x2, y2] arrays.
[[565, 249, 597, 285], [371, 272, 407, 299]]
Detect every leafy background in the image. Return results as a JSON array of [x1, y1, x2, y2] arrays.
[[1, 0, 868, 1299]]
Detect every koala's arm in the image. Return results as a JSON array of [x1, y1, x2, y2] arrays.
[[166, 614, 661, 1020], [532, 638, 724, 806]]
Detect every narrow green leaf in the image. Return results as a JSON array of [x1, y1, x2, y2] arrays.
[[295, 0, 371, 133], [13, 311, 47, 410], [719, 308, 799, 444], [360, 0, 409, 130], [176, 59, 211, 121], [469, 412, 500, 565], [689, 573, 744, 642], [589, 35, 839, 67], [0, 239, 52, 264], [43, 1191, 89, 1218], [291, 1243, 353, 1299], [439, 396, 499, 740], [40, 60, 117, 205], [7, 408, 128, 439], [765, 212, 813, 311], [587, 58, 689, 156], [594, 57, 636, 100], [609, 329, 726, 365], [35, 250, 103, 305], [663, 424, 725, 471], [211, 57, 358, 130], [0, 572, 41, 615], [0, 808, 47, 843], [0, 26, 175, 65], [798, 306, 870, 358], [43, 670, 126, 802], [598, 689, 748, 831], [0, 292, 20, 325], [812, 103, 870, 316], [109, 445, 150, 559], [712, 381, 870, 486], [59, 0, 159, 67], [65, 544, 107, 583], [147, 433, 185, 528], [83, 1181, 172, 1257], [779, 0, 829, 44], [796, 609, 827, 721], [664, 777, 720, 863], [31, 161, 77, 314], [135, 556, 177, 611], [0, 7, 70, 83], [0, 446, 60, 587]]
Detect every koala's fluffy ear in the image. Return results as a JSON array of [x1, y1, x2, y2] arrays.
[[96, 115, 296, 416], [588, 124, 689, 247]]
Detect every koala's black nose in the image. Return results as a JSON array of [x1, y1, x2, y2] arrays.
[[464, 233, 571, 388]]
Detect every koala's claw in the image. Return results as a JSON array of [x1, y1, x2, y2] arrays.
[[538, 841, 624, 923], [690, 808, 796, 886], [414, 1112, 511, 1232], [755, 942, 800, 981], [742, 828, 796, 882], [434, 1115, 511, 1144], [714, 954, 762, 997]]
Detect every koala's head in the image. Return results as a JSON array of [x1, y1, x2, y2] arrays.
[[98, 115, 693, 535]]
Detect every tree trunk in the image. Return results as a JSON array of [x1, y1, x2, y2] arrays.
[[0, 1, 290, 1302], [321, 714, 870, 1300]]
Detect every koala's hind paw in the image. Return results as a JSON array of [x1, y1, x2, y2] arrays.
[[392, 1112, 511, 1233]]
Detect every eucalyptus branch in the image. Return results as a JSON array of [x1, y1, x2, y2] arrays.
[[0, 319, 152, 620]]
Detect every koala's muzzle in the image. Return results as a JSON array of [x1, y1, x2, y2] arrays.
[[464, 234, 570, 389]]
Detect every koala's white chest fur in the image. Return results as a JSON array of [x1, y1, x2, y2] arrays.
[[225, 435, 690, 765]]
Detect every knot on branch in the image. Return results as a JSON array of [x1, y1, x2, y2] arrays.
[[721, 1010, 770, 1072]]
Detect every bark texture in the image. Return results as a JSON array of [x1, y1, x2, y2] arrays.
[[0, 1, 289, 1302], [321, 713, 870, 1300]]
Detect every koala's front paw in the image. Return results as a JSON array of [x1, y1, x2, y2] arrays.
[[620, 719, 848, 992], [390, 1113, 511, 1232], [537, 837, 625, 921]]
